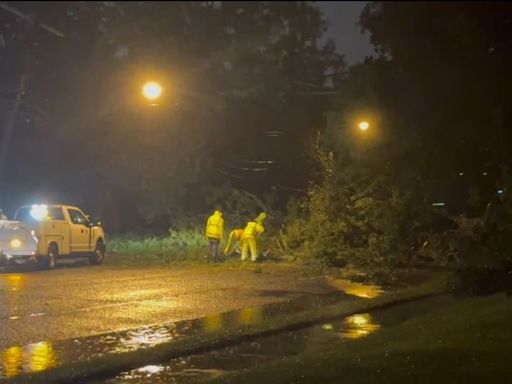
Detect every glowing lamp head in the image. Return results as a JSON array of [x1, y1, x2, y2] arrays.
[[142, 81, 162, 101], [358, 121, 370, 131]]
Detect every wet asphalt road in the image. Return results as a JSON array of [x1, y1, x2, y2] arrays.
[[0, 261, 335, 349], [102, 295, 456, 384]]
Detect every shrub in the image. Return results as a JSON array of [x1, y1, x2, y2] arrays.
[[450, 175, 512, 295], [281, 140, 449, 269], [108, 229, 207, 265]]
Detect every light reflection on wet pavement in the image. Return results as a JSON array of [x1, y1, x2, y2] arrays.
[[95, 313, 382, 383], [0, 274, 404, 382], [0, 264, 355, 379], [327, 278, 385, 299], [0, 270, 453, 383], [0, 291, 346, 379], [92, 295, 456, 384], [1, 341, 58, 378]]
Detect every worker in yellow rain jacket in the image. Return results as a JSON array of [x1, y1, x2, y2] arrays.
[[205, 209, 224, 262], [241, 212, 266, 262], [224, 228, 244, 257]]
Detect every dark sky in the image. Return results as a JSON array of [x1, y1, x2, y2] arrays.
[[317, 1, 376, 65]]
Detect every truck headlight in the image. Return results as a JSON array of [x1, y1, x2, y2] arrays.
[[10, 239, 22, 249]]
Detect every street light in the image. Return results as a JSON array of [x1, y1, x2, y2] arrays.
[[358, 121, 370, 131], [142, 81, 163, 101]]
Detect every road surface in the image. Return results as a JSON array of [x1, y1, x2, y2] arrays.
[[0, 262, 336, 349]]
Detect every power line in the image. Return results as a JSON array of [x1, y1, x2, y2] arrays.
[[0, 3, 65, 38]]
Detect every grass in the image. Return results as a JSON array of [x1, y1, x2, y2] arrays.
[[105, 229, 294, 268], [211, 292, 512, 384], [106, 230, 208, 265]]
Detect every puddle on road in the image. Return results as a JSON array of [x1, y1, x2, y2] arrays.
[[98, 313, 383, 384], [94, 295, 456, 384], [0, 291, 344, 379], [0, 276, 388, 380], [328, 278, 384, 299], [339, 313, 382, 339], [1, 341, 57, 378], [4, 274, 26, 292]]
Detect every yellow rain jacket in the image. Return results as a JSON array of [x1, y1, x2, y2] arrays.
[[241, 213, 267, 262], [224, 228, 244, 255], [230, 228, 244, 240], [242, 213, 266, 240], [205, 210, 224, 240]]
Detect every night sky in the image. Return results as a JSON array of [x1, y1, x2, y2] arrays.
[[317, 1, 375, 64]]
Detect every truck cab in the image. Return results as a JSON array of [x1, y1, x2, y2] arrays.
[[0, 204, 106, 269]]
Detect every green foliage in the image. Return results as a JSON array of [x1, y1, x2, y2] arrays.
[[281, 54, 460, 270], [446, 173, 512, 294], [203, 187, 276, 224], [284, 112, 445, 268], [108, 230, 207, 265], [281, 2, 512, 268], [460, 176, 512, 269], [1, 2, 344, 232]]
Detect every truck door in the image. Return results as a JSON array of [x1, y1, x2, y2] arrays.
[[67, 208, 90, 253]]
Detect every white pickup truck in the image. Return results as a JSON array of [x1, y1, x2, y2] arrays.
[[0, 204, 106, 269]]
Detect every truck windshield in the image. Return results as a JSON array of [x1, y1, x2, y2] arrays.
[[15, 206, 65, 221]]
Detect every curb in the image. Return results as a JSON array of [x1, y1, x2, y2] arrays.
[[6, 273, 450, 384]]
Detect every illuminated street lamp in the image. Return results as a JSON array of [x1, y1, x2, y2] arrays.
[[358, 121, 370, 131], [142, 81, 163, 101]]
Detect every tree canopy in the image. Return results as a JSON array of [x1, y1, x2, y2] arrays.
[[0, 2, 344, 230], [359, 1, 512, 210]]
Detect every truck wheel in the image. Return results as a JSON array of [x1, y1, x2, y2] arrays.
[[89, 240, 105, 265], [43, 244, 58, 270]]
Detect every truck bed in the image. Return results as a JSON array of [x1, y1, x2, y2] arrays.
[[0, 220, 38, 261]]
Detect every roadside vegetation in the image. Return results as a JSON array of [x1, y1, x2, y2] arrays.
[[104, 2, 512, 297], [106, 224, 285, 267], [211, 293, 512, 384], [107, 230, 207, 265]]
